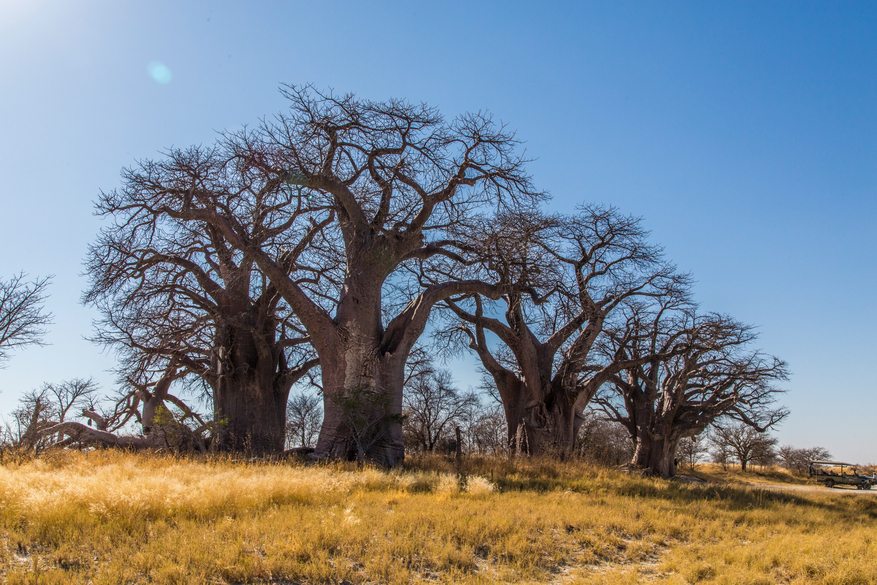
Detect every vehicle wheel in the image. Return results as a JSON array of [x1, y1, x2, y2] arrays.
[[825, 479, 835, 488]]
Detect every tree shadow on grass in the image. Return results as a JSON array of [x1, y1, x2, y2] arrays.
[[491, 474, 877, 519]]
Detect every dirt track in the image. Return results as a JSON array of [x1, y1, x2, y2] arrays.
[[748, 482, 877, 495]]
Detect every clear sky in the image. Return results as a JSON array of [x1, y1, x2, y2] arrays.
[[1, 1, 875, 462]]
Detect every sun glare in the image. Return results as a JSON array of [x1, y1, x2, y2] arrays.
[[147, 61, 173, 84]]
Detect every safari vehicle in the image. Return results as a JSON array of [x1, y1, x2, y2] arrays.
[[808, 460, 877, 490]]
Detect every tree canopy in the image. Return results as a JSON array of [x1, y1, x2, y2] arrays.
[[20, 85, 793, 473]]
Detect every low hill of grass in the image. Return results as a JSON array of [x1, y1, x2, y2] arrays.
[[1, 451, 875, 584]]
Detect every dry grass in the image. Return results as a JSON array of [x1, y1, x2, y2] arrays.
[[683, 463, 812, 486], [1, 451, 875, 584]]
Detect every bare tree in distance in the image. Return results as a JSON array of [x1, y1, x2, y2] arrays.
[[677, 434, 709, 469], [709, 422, 778, 472], [402, 356, 479, 453], [42, 378, 99, 443], [3, 378, 96, 451], [778, 445, 832, 474], [0, 273, 53, 367], [286, 389, 322, 449], [155, 85, 543, 466], [5, 390, 57, 452], [465, 402, 508, 456], [596, 304, 789, 478], [575, 410, 634, 466], [711, 435, 734, 471], [83, 140, 320, 454], [442, 206, 689, 457]]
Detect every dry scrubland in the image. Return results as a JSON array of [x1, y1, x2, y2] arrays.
[[1, 452, 875, 584]]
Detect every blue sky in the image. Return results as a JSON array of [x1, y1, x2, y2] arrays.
[[1, 1, 875, 462]]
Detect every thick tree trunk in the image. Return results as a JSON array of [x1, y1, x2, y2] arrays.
[[502, 383, 579, 457], [312, 272, 406, 467], [626, 405, 681, 478], [629, 400, 657, 468], [497, 376, 526, 453], [212, 319, 292, 456], [47, 422, 158, 449], [314, 344, 406, 467], [49, 420, 207, 452], [643, 436, 680, 478], [631, 434, 652, 468], [214, 377, 289, 454]]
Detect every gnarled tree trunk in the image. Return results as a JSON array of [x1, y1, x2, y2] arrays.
[[214, 375, 290, 454], [211, 315, 310, 455], [311, 274, 408, 467], [503, 385, 580, 457], [643, 436, 680, 478], [316, 349, 406, 467]]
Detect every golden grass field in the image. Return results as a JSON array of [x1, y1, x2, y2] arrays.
[[1, 451, 875, 584]]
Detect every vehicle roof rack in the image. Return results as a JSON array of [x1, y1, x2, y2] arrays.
[[809, 461, 855, 466]]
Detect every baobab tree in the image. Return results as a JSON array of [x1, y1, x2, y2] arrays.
[[594, 307, 789, 477], [83, 144, 319, 454], [46, 364, 210, 451], [442, 206, 689, 456], [155, 85, 543, 465]]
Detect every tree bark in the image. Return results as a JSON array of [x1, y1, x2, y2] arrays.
[[311, 273, 408, 466], [644, 436, 680, 478], [629, 396, 657, 468], [210, 314, 309, 455], [501, 384, 580, 456], [624, 395, 684, 478], [315, 347, 407, 467], [214, 376, 289, 454], [632, 435, 652, 468], [625, 394, 683, 478]]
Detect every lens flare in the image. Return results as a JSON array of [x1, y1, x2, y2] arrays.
[[147, 61, 173, 84]]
